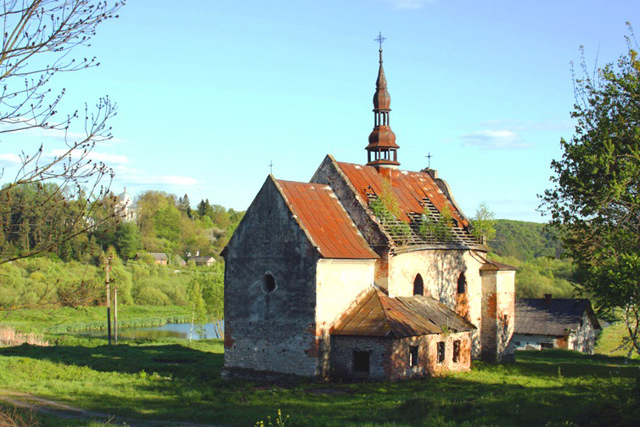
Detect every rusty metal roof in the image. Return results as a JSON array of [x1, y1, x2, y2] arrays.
[[277, 180, 378, 260], [332, 288, 475, 338], [336, 161, 468, 227]]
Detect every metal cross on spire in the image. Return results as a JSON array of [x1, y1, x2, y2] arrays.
[[375, 32, 386, 50], [269, 160, 273, 174], [426, 152, 433, 169]]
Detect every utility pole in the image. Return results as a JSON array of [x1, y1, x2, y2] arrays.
[[105, 256, 112, 345]]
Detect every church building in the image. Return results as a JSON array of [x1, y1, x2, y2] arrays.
[[221, 43, 515, 381]]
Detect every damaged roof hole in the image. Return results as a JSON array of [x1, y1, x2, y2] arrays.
[[263, 272, 276, 293]]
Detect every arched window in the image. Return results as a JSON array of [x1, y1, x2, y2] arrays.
[[457, 272, 466, 294], [263, 272, 276, 293], [413, 274, 424, 296]]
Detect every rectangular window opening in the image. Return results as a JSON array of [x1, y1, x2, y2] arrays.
[[453, 340, 461, 363], [409, 345, 419, 367], [352, 350, 370, 374], [437, 341, 445, 364]]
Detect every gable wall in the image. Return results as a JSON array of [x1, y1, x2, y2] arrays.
[[222, 179, 321, 378], [568, 311, 597, 354]]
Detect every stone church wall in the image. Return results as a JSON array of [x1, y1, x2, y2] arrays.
[[222, 178, 321, 378], [331, 332, 471, 380]]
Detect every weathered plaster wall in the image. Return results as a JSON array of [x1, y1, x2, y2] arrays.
[[481, 269, 515, 361], [386, 249, 484, 356], [316, 259, 376, 326], [315, 259, 377, 378], [223, 178, 321, 378], [569, 311, 597, 354], [389, 332, 472, 379]]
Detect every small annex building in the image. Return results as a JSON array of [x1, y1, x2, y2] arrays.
[[221, 44, 516, 381], [513, 295, 600, 353]]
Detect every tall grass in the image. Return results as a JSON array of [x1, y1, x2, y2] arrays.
[[0, 326, 48, 347]]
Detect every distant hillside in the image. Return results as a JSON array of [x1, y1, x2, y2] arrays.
[[489, 219, 563, 262], [487, 219, 576, 299]]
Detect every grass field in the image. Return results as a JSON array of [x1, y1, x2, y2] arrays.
[[0, 335, 638, 426], [0, 305, 191, 335]]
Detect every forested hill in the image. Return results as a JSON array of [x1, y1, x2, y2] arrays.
[[489, 219, 563, 261]]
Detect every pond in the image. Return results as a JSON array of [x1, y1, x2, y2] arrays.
[[86, 321, 224, 341]]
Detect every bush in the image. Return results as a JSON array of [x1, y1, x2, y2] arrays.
[[134, 286, 172, 306]]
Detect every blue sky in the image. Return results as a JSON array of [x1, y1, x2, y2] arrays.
[[0, 0, 638, 222]]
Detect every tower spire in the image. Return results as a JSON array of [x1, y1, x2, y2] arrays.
[[366, 32, 399, 169]]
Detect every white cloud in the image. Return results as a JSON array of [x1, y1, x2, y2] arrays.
[[383, 0, 435, 9], [460, 129, 532, 150], [0, 153, 21, 165]]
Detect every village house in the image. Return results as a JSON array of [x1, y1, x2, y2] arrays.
[[221, 43, 516, 381], [513, 295, 600, 353], [135, 252, 168, 266]]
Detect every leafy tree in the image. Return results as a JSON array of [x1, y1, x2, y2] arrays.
[[471, 202, 496, 244], [542, 27, 640, 357], [113, 222, 141, 260], [0, 0, 124, 264]]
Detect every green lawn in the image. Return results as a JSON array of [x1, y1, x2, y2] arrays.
[[0, 337, 638, 426]]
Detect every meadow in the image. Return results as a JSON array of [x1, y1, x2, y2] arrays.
[[0, 334, 638, 427]]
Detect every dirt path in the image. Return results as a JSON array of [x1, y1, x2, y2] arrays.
[[0, 390, 227, 426]]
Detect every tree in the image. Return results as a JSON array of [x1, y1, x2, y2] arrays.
[[471, 202, 496, 244], [542, 26, 640, 357], [0, 0, 124, 265]]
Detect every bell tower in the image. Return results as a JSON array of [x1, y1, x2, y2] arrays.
[[366, 33, 399, 169]]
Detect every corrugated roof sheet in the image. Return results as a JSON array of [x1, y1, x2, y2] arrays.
[[336, 161, 468, 227], [332, 288, 476, 338], [277, 180, 378, 260], [515, 298, 601, 336]]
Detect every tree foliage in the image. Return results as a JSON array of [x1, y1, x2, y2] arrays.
[[542, 27, 640, 357], [471, 202, 496, 243]]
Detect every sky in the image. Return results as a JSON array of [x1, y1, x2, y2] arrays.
[[0, 0, 638, 222]]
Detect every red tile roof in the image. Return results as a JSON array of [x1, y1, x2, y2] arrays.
[[277, 180, 378, 260], [335, 161, 468, 227], [332, 289, 476, 338]]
